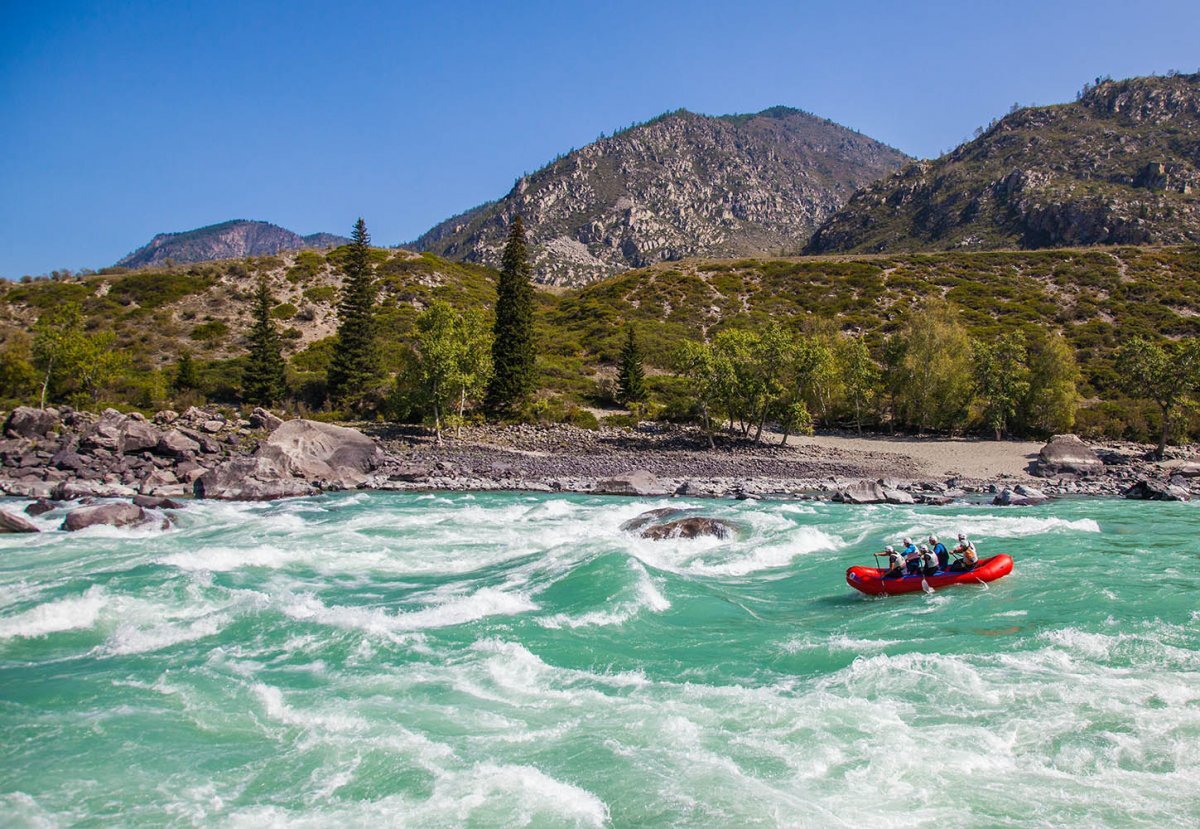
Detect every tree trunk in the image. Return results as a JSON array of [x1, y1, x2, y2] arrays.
[[779, 429, 790, 447], [433, 398, 442, 445], [39, 360, 52, 410], [1157, 403, 1171, 460], [457, 388, 467, 438], [702, 408, 715, 449], [855, 400, 862, 435], [994, 425, 1002, 441]]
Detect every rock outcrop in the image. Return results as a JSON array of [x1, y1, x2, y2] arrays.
[[993, 484, 1050, 506], [414, 107, 908, 286], [1034, 435, 1104, 478], [116, 220, 349, 268], [808, 73, 1200, 254], [833, 480, 914, 505]]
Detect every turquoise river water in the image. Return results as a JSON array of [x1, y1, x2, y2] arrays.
[[0, 491, 1197, 827]]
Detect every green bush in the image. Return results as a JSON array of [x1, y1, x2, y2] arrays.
[[271, 302, 298, 320], [190, 320, 229, 343]]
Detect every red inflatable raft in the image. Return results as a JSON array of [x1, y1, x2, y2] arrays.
[[846, 554, 1014, 596]]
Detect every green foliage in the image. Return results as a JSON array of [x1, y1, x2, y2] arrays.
[[408, 301, 493, 441], [485, 217, 537, 416], [887, 300, 974, 433], [327, 218, 380, 411], [172, 350, 199, 394], [242, 277, 288, 406], [32, 303, 125, 407], [838, 335, 879, 434], [302, 285, 337, 303], [616, 327, 646, 405], [973, 334, 1031, 439], [190, 320, 229, 343], [271, 302, 298, 320], [1116, 335, 1200, 457], [1020, 331, 1080, 435], [0, 334, 38, 404], [107, 272, 214, 309]]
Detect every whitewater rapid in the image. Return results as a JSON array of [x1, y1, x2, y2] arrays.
[[0, 491, 1196, 827]]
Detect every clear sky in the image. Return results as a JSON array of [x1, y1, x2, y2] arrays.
[[2, 0, 1198, 278]]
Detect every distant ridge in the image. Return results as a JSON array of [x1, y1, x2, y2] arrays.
[[413, 106, 910, 286], [116, 220, 350, 268], [807, 72, 1200, 254]]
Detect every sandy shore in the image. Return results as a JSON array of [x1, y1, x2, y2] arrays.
[[797, 434, 1044, 481]]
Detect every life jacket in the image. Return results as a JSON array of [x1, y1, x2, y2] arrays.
[[922, 548, 938, 569], [963, 542, 978, 564]]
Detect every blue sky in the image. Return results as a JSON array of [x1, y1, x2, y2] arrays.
[[1, 0, 1198, 278]]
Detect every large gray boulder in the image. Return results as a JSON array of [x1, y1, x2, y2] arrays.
[[641, 516, 734, 540], [4, 407, 60, 438], [80, 410, 163, 454], [993, 484, 1050, 506], [594, 470, 670, 497], [61, 502, 148, 531], [833, 480, 914, 505], [156, 429, 201, 458], [1034, 434, 1103, 478], [620, 507, 686, 533], [194, 456, 319, 501], [0, 509, 40, 533], [194, 420, 382, 500], [249, 407, 284, 432], [1123, 479, 1191, 502], [259, 420, 383, 488]]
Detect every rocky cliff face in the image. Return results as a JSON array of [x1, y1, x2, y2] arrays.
[[413, 107, 909, 286], [116, 220, 349, 268], [807, 73, 1200, 254]]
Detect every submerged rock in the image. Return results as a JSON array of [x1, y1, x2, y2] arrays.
[[641, 516, 734, 541], [620, 507, 686, 533], [993, 484, 1050, 506], [61, 502, 148, 531]]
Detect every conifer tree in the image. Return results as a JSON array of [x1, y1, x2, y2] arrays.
[[242, 276, 287, 405], [484, 216, 536, 416], [617, 326, 646, 406], [173, 350, 198, 394], [327, 218, 379, 409]]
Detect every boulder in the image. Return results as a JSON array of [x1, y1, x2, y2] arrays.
[[993, 484, 1050, 506], [52, 480, 138, 500], [1123, 479, 1191, 502], [120, 420, 162, 454], [132, 494, 184, 509], [249, 407, 284, 432], [387, 463, 433, 483], [1164, 460, 1200, 478], [641, 517, 735, 541], [4, 406, 60, 438], [194, 456, 319, 501], [258, 419, 383, 489], [155, 429, 201, 458], [1034, 434, 1104, 478], [833, 480, 914, 505], [593, 470, 670, 497], [0, 508, 40, 533], [61, 502, 148, 531], [620, 507, 686, 533], [24, 498, 57, 517]]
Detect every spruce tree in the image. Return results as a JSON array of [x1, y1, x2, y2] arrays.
[[173, 350, 198, 393], [327, 218, 379, 409], [484, 216, 536, 416], [242, 276, 287, 405], [617, 326, 647, 406]]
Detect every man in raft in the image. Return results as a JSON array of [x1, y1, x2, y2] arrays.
[[928, 535, 949, 570], [882, 546, 905, 578], [901, 537, 922, 575], [948, 534, 978, 572]]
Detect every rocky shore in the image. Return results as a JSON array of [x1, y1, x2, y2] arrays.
[[0, 406, 1195, 533]]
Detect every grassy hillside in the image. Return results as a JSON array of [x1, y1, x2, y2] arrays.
[[2, 244, 1198, 439]]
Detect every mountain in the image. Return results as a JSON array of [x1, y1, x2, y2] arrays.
[[412, 107, 910, 286], [807, 73, 1200, 254], [115, 220, 350, 268]]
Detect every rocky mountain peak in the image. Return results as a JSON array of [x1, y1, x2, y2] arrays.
[[413, 107, 909, 286], [116, 220, 349, 269]]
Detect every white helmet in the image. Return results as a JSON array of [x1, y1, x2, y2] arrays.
[[928, 535, 938, 543], [885, 545, 895, 554], [958, 533, 967, 541], [903, 537, 912, 545]]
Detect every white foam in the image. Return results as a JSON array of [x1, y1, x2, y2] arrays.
[[282, 587, 536, 634], [0, 585, 107, 639], [630, 525, 840, 576]]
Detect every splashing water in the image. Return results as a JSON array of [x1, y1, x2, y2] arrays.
[[0, 492, 1196, 827]]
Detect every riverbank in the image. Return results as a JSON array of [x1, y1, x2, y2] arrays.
[[0, 405, 1195, 506]]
